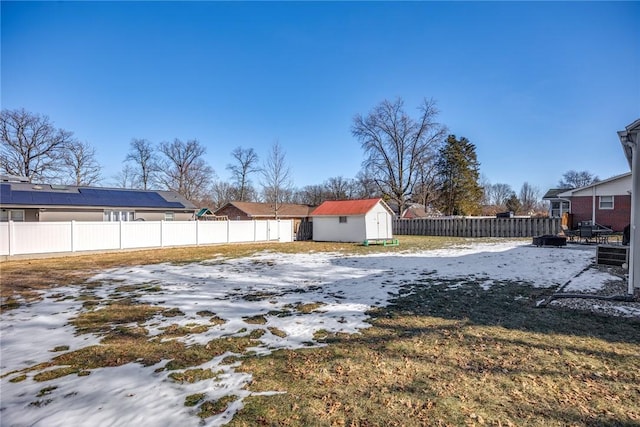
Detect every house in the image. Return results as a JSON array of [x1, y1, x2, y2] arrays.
[[213, 201, 314, 221], [550, 172, 632, 231], [542, 188, 572, 219], [401, 203, 442, 219], [0, 177, 197, 222], [214, 201, 315, 236], [618, 118, 640, 295], [311, 198, 394, 242]]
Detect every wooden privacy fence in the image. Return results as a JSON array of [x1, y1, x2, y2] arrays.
[[393, 217, 561, 238], [296, 220, 313, 241]]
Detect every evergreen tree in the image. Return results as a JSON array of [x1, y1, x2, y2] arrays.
[[505, 194, 521, 214], [435, 135, 483, 216]]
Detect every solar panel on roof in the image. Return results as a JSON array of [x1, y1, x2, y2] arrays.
[[0, 184, 186, 209]]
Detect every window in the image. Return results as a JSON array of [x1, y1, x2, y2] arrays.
[[0, 209, 25, 222], [104, 210, 135, 221], [164, 212, 175, 221], [599, 196, 614, 210], [339, 216, 347, 223]]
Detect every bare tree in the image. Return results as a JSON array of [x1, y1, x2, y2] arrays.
[[558, 170, 599, 189], [260, 141, 292, 218], [125, 138, 158, 190], [353, 169, 380, 199], [519, 182, 540, 213], [112, 164, 138, 189], [295, 184, 327, 205], [352, 98, 447, 214], [226, 147, 260, 202], [488, 183, 514, 207], [61, 140, 102, 186], [210, 180, 235, 209], [480, 174, 492, 206], [158, 138, 215, 202], [324, 176, 355, 200], [412, 155, 440, 208], [1, 108, 74, 182]]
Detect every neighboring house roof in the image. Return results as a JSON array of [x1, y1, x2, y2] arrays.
[[311, 198, 393, 216], [557, 172, 632, 198], [542, 188, 572, 200], [401, 203, 442, 218], [0, 182, 197, 210], [215, 202, 315, 218]]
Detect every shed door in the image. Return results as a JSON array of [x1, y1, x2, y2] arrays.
[[377, 212, 387, 238]]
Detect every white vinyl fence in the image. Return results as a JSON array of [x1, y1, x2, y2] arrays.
[[0, 220, 293, 257]]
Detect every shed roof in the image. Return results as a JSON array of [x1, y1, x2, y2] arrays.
[[0, 182, 197, 210], [311, 198, 391, 216], [215, 201, 315, 218]]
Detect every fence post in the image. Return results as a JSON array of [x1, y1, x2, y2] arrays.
[[227, 220, 230, 243], [119, 221, 124, 249], [71, 220, 76, 252], [195, 220, 200, 246], [8, 220, 14, 256]]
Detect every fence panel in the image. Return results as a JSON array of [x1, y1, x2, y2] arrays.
[[75, 222, 120, 251], [162, 222, 197, 247], [393, 217, 560, 238], [13, 222, 72, 254], [228, 220, 257, 243], [277, 220, 293, 242], [197, 221, 228, 244], [121, 221, 162, 249], [0, 223, 9, 255], [254, 221, 268, 241]]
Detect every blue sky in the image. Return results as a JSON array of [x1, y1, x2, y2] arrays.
[[2, 1, 639, 195]]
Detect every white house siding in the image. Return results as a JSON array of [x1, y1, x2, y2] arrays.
[[313, 216, 367, 242], [561, 174, 631, 197]]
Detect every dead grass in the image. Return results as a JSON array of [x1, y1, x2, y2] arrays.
[[5, 236, 638, 425], [230, 280, 640, 427]]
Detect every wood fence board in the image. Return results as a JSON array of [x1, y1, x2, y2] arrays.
[[393, 217, 560, 238]]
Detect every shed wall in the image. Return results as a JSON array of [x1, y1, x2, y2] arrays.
[[313, 216, 366, 242], [364, 203, 394, 239]]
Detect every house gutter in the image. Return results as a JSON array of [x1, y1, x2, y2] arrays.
[[592, 186, 597, 225], [619, 122, 639, 297]]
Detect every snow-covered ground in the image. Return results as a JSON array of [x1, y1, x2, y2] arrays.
[[0, 240, 635, 426]]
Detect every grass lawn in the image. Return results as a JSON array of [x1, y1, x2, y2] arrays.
[[233, 283, 640, 426], [2, 236, 639, 426]]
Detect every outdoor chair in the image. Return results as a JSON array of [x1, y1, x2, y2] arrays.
[[579, 226, 594, 243], [560, 225, 578, 242]]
